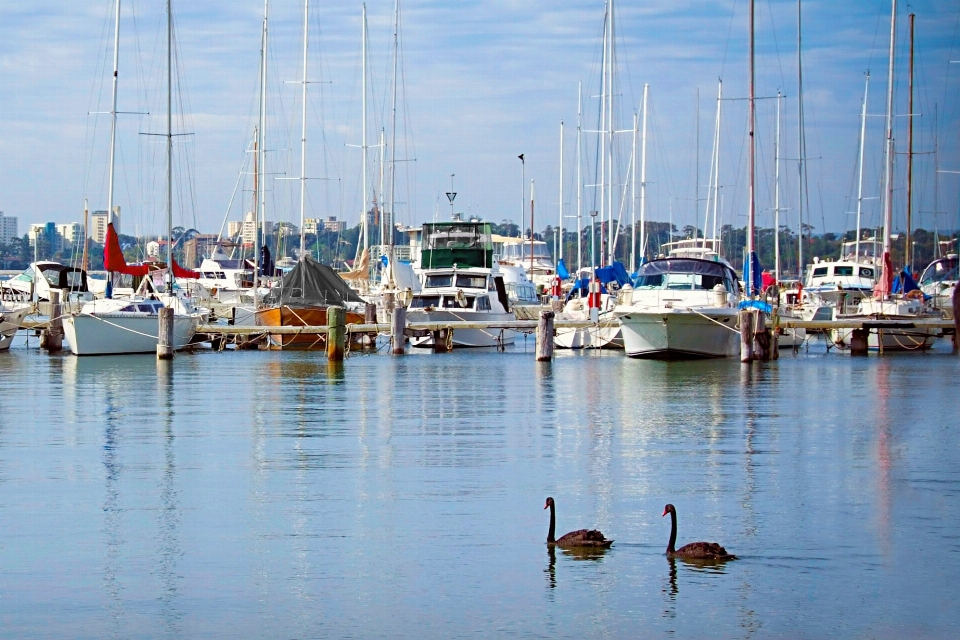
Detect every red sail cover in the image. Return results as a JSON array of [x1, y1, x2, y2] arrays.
[[103, 223, 149, 276], [172, 259, 200, 279], [874, 251, 894, 298]]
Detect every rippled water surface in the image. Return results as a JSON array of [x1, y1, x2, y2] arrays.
[[2, 340, 959, 638]]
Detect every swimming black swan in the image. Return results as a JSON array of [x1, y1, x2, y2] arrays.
[[662, 503, 735, 560], [544, 497, 613, 548]]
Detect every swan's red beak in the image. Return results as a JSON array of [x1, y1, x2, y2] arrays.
[[661, 508, 668, 517], [544, 503, 549, 510]]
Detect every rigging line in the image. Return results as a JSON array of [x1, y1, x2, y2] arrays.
[[719, 0, 740, 81], [763, 0, 788, 92]]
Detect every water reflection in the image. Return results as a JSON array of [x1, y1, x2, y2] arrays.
[[545, 546, 556, 590], [156, 359, 182, 636]]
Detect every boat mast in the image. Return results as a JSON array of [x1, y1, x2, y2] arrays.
[[881, 0, 897, 297], [558, 121, 564, 265], [905, 13, 915, 271], [576, 82, 583, 271], [855, 72, 870, 263], [105, 0, 121, 297], [712, 81, 722, 242], [630, 110, 637, 271], [530, 180, 535, 274], [606, 0, 616, 263], [386, 0, 400, 280], [361, 3, 369, 261], [254, 0, 268, 301], [598, 2, 608, 266], [165, 0, 173, 292], [797, 0, 805, 279], [775, 90, 782, 282], [639, 83, 649, 264], [297, 0, 309, 259], [745, 0, 757, 298]]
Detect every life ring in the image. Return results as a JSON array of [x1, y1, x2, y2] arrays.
[[455, 288, 468, 307]]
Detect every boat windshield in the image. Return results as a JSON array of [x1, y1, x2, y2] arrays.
[[920, 258, 959, 286], [410, 295, 440, 308], [456, 274, 487, 289], [632, 259, 739, 293], [501, 242, 551, 261], [423, 224, 491, 251], [425, 274, 453, 288]]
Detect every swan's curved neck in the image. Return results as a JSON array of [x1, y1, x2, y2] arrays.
[[547, 503, 556, 543], [667, 510, 677, 554]]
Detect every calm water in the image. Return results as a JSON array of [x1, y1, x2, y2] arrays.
[[1, 338, 959, 638]]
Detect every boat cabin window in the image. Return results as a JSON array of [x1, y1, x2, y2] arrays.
[[410, 295, 440, 308], [456, 274, 487, 289], [859, 267, 875, 279], [138, 303, 159, 313], [812, 267, 828, 277], [474, 296, 491, 311], [203, 271, 226, 280], [834, 266, 853, 276], [442, 296, 474, 309], [425, 274, 453, 288]]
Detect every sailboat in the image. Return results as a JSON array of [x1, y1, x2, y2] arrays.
[[253, 0, 367, 349], [831, 2, 940, 352], [0, 299, 30, 351], [64, 0, 200, 356]]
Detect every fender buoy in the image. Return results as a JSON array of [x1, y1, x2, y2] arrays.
[[456, 288, 468, 307], [587, 279, 601, 309], [550, 276, 562, 298]]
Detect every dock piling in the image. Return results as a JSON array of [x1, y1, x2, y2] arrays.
[[739, 309, 754, 363], [432, 328, 452, 353], [850, 328, 869, 355], [953, 285, 960, 354], [157, 306, 174, 359], [391, 306, 406, 355], [40, 289, 63, 352], [536, 310, 555, 361], [327, 305, 345, 362]]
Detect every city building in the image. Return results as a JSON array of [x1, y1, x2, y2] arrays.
[[0, 211, 17, 244], [323, 216, 346, 233], [57, 222, 84, 249], [90, 207, 120, 244]]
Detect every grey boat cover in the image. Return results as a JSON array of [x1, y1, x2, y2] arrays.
[[262, 255, 365, 307]]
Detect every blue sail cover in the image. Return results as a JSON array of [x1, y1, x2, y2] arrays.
[[557, 258, 570, 280], [595, 262, 631, 287], [743, 251, 762, 297]]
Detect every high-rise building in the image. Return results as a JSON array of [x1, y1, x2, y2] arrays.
[[90, 206, 120, 244], [323, 216, 346, 233], [57, 222, 84, 249], [0, 211, 17, 244]]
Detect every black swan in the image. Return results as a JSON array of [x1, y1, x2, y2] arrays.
[[662, 504, 735, 560], [544, 497, 613, 548]]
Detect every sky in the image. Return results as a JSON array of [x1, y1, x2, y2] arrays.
[[2, 0, 960, 243]]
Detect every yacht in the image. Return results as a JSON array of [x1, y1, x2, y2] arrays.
[[799, 239, 880, 320], [0, 261, 102, 302], [495, 236, 556, 287], [1, 301, 31, 350], [614, 241, 742, 359], [918, 254, 957, 320], [408, 220, 515, 348]]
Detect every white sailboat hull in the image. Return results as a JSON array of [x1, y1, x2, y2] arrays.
[[618, 308, 740, 359], [63, 312, 199, 356], [1, 304, 30, 351], [407, 310, 516, 348]]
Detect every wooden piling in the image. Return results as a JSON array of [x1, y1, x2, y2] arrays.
[[850, 328, 869, 355], [770, 308, 780, 360], [739, 308, 754, 363], [754, 309, 771, 361], [327, 305, 345, 362], [391, 306, 406, 355], [953, 284, 960, 354], [432, 328, 452, 353], [40, 289, 63, 352], [365, 303, 377, 324], [157, 306, 174, 360], [536, 310, 555, 362]]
